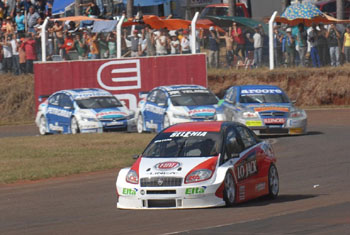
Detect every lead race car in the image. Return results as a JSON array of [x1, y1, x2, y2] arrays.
[[136, 85, 225, 133], [116, 121, 279, 209], [221, 85, 307, 135], [35, 88, 136, 134]]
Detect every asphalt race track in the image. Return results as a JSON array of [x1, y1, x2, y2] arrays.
[[0, 109, 350, 235]]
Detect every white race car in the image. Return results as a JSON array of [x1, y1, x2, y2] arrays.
[[136, 85, 225, 133], [116, 121, 279, 209], [35, 88, 136, 134]]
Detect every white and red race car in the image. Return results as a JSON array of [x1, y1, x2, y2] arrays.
[[116, 121, 279, 209]]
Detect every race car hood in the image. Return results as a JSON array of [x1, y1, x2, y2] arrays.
[[136, 156, 218, 179], [240, 103, 292, 113]]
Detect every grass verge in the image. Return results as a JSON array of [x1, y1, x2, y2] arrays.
[[0, 132, 155, 184]]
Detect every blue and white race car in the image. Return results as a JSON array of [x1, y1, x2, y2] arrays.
[[136, 85, 225, 133], [221, 85, 307, 135], [35, 88, 136, 135]]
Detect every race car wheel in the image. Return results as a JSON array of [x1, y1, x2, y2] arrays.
[[223, 171, 236, 206], [38, 115, 48, 135], [267, 164, 279, 199], [163, 114, 170, 129], [137, 114, 144, 133], [71, 117, 80, 134]]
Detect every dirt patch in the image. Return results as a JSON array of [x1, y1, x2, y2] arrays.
[[208, 67, 350, 106]]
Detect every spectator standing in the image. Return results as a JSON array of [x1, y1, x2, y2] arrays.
[[219, 31, 234, 68], [15, 9, 25, 38], [326, 23, 341, 67], [7, 0, 16, 18], [21, 33, 36, 73], [18, 39, 26, 73], [130, 30, 141, 57], [180, 30, 190, 54], [74, 33, 86, 60], [207, 26, 219, 68], [3, 16, 15, 35], [318, 23, 329, 66], [155, 30, 167, 56], [106, 32, 116, 58], [10, 34, 20, 75], [1, 35, 13, 73], [145, 25, 155, 56], [296, 23, 307, 67], [51, 20, 64, 55], [98, 34, 109, 59], [169, 33, 180, 54], [273, 26, 283, 67], [251, 26, 263, 68], [283, 28, 295, 67], [88, 33, 99, 59], [343, 26, 350, 63], [60, 32, 74, 60], [231, 22, 246, 60], [308, 23, 321, 67], [27, 6, 40, 33]]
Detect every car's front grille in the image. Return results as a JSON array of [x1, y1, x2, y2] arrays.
[[259, 112, 286, 117], [147, 199, 176, 208], [99, 117, 126, 121], [146, 190, 176, 195], [140, 177, 182, 187]]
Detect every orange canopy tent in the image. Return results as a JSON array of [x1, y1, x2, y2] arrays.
[[122, 15, 224, 32]]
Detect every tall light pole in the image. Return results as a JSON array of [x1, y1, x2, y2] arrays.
[[228, 0, 236, 17], [337, 0, 344, 19], [75, 0, 81, 16], [127, 0, 134, 18]]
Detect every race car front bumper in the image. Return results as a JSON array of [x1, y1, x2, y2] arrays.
[[116, 183, 225, 209], [240, 117, 307, 135]]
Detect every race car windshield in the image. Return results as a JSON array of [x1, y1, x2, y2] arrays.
[[240, 94, 289, 104], [76, 97, 123, 109], [143, 132, 222, 158], [170, 90, 218, 106]]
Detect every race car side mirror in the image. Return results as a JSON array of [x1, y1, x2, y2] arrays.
[[291, 100, 297, 105], [132, 154, 140, 160]]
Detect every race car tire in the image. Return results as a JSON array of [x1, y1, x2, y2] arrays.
[[38, 115, 48, 135], [267, 164, 279, 199], [70, 117, 80, 134], [137, 113, 144, 134], [163, 114, 170, 130], [223, 171, 236, 206]]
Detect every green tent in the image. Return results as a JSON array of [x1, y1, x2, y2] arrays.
[[207, 16, 268, 33]]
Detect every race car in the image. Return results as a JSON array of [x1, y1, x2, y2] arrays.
[[221, 85, 307, 135], [136, 85, 224, 133], [35, 88, 136, 135], [116, 121, 279, 209]]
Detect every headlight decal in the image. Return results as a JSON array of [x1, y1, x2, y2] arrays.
[[184, 156, 218, 184], [125, 156, 142, 184]]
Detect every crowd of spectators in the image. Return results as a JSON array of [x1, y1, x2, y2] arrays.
[[1, 0, 350, 76]]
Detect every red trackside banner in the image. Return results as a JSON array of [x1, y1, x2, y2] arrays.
[[34, 54, 207, 110]]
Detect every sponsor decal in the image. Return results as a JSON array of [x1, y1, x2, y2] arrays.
[[144, 103, 165, 115], [154, 161, 181, 171], [241, 89, 282, 94], [185, 186, 207, 195], [122, 188, 137, 195], [188, 108, 215, 117], [254, 107, 289, 112], [73, 91, 110, 99], [97, 60, 141, 91], [236, 154, 258, 181], [96, 111, 127, 119], [264, 118, 285, 124], [245, 120, 263, 127], [154, 138, 172, 143], [170, 131, 207, 138], [49, 124, 63, 131], [255, 182, 266, 192], [145, 121, 158, 129], [239, 185, 245, 200], [289, 128, 303, 134], [148, 171, 178, 176], [47, 107, 72, 118]]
